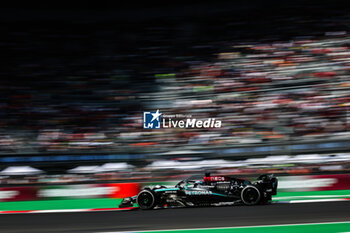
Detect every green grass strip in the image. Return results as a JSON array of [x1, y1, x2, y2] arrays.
[[140, 222, 350, 233], [273, 189, 350, 201], [0, 198, 123, 211]]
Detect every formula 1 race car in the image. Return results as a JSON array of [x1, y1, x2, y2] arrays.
[[119, 173, 278, 210]]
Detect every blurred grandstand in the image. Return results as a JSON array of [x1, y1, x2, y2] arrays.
[[0, 2, 350, 185]]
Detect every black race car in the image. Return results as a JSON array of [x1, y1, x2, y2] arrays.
[[119, 173, 278, 210]]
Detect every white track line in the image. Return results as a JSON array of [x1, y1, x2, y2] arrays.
[[0, 207, 136, 214], [96, 221, 350, 233], [34, 209, 90, 213], [289, 198, 348, 203]]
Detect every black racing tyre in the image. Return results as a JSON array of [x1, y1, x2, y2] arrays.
[[137, 190, 157, 210], [241, 186, 261, 205]]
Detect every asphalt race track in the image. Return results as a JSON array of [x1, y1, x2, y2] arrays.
[[1, 202, 350, 233]]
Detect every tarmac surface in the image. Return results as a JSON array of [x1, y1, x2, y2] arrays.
[[1, 201, 350, 233]]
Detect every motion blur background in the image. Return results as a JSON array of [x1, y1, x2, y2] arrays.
[[0, 1, 350, 203]]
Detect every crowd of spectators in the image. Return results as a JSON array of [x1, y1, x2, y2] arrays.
[[1, 6, 350, 154], [141, 34, 350, 149]]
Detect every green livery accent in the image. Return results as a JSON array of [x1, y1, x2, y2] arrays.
[[154, 188, 180, 192], [211, 193, 227, 197]]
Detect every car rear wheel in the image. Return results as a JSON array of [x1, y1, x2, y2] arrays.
[[241, 186, 261, 205], [137, 190, 156, 210]]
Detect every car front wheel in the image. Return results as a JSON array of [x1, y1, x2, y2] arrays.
[[137, 190, 157, 210]]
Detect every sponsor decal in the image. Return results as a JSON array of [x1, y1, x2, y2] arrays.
[[277, 175, 350, 192], [185, 191, 212, 195], [107, 183, 140, 198], [39, 185, 114, 198], [0, 191, 19, 200], [197, 185, 215, 189], [143, 110, 222, 129], [313, 174, 350, 191], [1, 183, 139, 201], [279, 178, 337, 190], [165, 191, 178, 194], [204, 176, 227, 182], [0, 187, 38, 202], [40, 183, 139, 199]]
